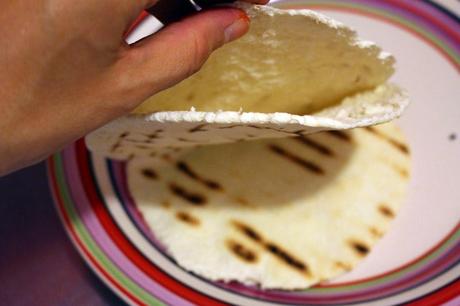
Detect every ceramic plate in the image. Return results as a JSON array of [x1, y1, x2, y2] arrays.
[[48, 0, 460, 305]]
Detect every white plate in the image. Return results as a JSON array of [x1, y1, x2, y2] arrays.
[[49, 1, 460, 305]]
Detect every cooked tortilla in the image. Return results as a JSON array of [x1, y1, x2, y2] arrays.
[[128, 122, 411, 289], [86, 4, 408, 160], [135, 3, 395, 115]]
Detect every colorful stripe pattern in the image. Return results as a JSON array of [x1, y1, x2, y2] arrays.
[[48, 140, 460, 306], [48, 1, 460, 305]]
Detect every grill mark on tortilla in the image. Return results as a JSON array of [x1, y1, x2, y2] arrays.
[[326, 130, 352, 142], [365, 127, 410, 155], [127, 154, 135, 161], [379, 204, 395, 218], [231, 220, 310, 275], [265, 243, 309, 273], [176, 211, 200, 226], [176, 162, 222, 191], [162, 154, 173, 162], [234, 197, 253, 207], [189, 124, 208, 133], [232, 221, 263, 242], [226, 239, 258, 263], [124, 137, 150, 144], [135, 145, 151, 150], [111, 142, 121, 153], [392, 164, 409, 179], [369, 227, 383, 238], [218, 124, 295, 135], [177, 138, 200, 143], [293, 130, 311, 137], [226, 138, 247, 143], [335, 261, 352, 271], [147, 129, 163, 139], [141, 168, 158, 180], [169, 183, 207, 205], [120, 132, 129, 138], [269, 145, 325, 175], [186, 93, 195, 101], [349, 241, 370, 256], [236, 198, 248, 205], [248, 125, 296, 135], [295, 137, 335, 156], [218, 124, 244, 130], [161, 200, 171, 209]]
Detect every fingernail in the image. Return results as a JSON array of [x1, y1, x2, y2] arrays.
[[224, 16, 250, 43]]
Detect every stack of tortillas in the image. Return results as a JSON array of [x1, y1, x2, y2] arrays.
[[88, 3, 412, 289], [128, 123, 410, 289], [86, 3, 409, 160]]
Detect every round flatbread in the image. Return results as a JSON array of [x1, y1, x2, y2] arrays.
[[128, 122, 411, 289], [86, 4, 408, 160]]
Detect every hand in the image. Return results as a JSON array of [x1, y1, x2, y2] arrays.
[[0, 0, 267, 175]]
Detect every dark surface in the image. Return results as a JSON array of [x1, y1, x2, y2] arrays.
[[0, 162, 126, 306], [148, 0, 198, 24], [148, 0, 237, 24]]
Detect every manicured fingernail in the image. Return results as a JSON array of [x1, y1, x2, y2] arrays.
[[224, 16, 250, 43]]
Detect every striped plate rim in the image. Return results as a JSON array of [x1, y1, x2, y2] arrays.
[[48, 0, 460, 305]]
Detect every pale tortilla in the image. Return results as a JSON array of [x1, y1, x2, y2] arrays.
[[128, 122, 411, 289], [86, 4, 408, 160]]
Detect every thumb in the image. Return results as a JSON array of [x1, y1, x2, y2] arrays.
[[111, 8, 249, 110]]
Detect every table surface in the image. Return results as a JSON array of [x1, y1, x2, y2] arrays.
[[0, 162, 126, 306]]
